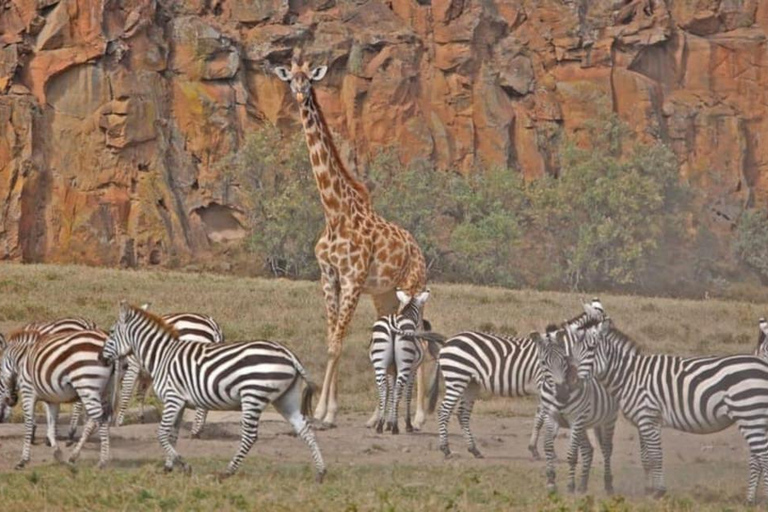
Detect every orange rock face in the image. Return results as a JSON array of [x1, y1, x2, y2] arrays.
[[0, 0, 766, 266]]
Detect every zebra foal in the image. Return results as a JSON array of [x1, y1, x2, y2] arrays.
[[368, 289, 440, 434], [574, 316, 768, 504], [116, 307, 225, 438], [99, 302, 326, 480], [0, 329, 115, 469]]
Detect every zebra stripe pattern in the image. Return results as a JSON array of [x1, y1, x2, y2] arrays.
[[368, 289, 432, 434], [99, 302, 326, 480], [0, 329, 114, 469], [574, 317, 768, 504], [536, 325, 618, 494], [116, 309, 225, 438]]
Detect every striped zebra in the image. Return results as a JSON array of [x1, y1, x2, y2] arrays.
[[16, 316, 98, 446], [116, 307, 225, 438], [0, 328, 115, 469], [428, 301, 605, 459], [99, 302, 326, 480], [368, 289, 440, 434], [536, 326, 618, 494], [573, 317, 768, 504]]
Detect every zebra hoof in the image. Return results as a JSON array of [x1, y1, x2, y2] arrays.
[[97, 460, 109, 470], [66, 462, 78, 475], [391, 425, 399, 435], [605, 486, 614, 496], [439, 445, 452, 458], [179, 462, 192, 475], [405, 424, 414, 433], [653, 489, 666, 500], [53, 449, 63, 463], [44, 438, 52, 448], [469, 447, 483, 459], [315, 469, 326, 484], [215, 471, 233, 482], [190, 431, 202, 440], [528, 446, 540, 460], [14, 460, 27, 470], [546, 484, 557, 494], [375, 424, 383, 434]]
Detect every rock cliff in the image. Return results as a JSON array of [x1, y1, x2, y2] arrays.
[[1, 0, 766, 269]]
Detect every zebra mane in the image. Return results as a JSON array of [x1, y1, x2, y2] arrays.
[[600, 323, 641, 358], [127, 305, 180, 339], [5, 328, 43, 345]]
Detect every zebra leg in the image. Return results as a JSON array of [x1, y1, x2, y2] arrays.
[[543, 412, 559, 493], [116, 363, 139, 426], [16, 391, 37, 470], [67, 395, 104, 466], [637, 420, 665, 498], [66, 401, 82, 447], [157, 395, 190, 474], [566, 420, 583, 493], [388, 372, 407, 435], [528, 403, 547, 460], [404, 370, 416, 433], [438, 379, 468, 458], [190, 408, 208, 439], [413, 357, 430, 430], [595, 420, 616, 494], [457, 385, 481, 458], [219, 394, 267, 478], [373, 371, 389, 434], [136, 373, 152, 424], [577, 430, 594, 493], [733, 419, 767, 504], [272, 379, 327, 483], [96, 418, 110, 469], [43, 402, 63, 463]]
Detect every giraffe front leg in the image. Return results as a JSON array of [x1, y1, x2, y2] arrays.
[[314, 264, 339, 425], [322, 279, 364, 428]]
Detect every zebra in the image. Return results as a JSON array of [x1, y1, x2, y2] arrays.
[[535, 326, 618, 494], [368, 289, 440, 434], [428, 299, 605, 459], [99, 301, 326, 481], [116, 307, 225, 438], [573, 316, 768, 504], [0, 328, 115, 470], [13, 316, 98, 446]]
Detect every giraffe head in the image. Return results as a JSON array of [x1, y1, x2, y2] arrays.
[[273, 58, 328, 103]]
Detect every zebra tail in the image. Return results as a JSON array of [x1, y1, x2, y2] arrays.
[[290, 352, 318, 418], [414, 331, 446, 359], [103, 362, 120, 424], [427, 359, 442, 415]]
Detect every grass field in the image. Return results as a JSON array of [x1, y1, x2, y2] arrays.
[[0, 262, 766, 510]]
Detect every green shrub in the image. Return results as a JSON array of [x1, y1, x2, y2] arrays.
[[734, 209, 768, 283]]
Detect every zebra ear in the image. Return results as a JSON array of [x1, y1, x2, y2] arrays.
[[415, 290, 431, 305], [140, 303, 151, 311], [396, 290, 411, 304], [759, 318, 768, 336], [118, 300, 131, 320]]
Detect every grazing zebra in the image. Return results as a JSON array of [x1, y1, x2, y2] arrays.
[[15, 316, 98, 446], [116, 308, 225, 438], [428, 300, 605, 459], [535, 327, 618, 494], [573, 317, 768, 504], [99, 302, 326, 480], [0, 329, 115, 469], [368, 289, 439, 434]]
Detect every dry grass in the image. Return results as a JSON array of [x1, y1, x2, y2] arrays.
[[0, 262, 766, 510]]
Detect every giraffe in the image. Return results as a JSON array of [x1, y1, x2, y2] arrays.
[[273, 57, 429, 428]]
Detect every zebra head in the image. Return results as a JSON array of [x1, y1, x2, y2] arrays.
[[273, 56, 328, 103], [395, 288, 431, 330], [756, 318, 768, 360], [534, 328, 578, 405], [573, 318, 614, 380], [100, 301, 136, 365]]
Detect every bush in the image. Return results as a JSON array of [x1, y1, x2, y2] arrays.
[[734, 209, 768, 283], [224, 115, 685, 292]]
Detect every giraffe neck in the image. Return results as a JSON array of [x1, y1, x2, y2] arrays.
[[298, 91, 371, 221]]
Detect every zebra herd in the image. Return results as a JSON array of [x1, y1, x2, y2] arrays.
[[3, 298, 768, 503]]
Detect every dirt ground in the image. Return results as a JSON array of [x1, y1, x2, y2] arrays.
[[0, 408, 752, 500]]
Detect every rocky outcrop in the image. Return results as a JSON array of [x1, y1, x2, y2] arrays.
[[1, 0, 767, 267]]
